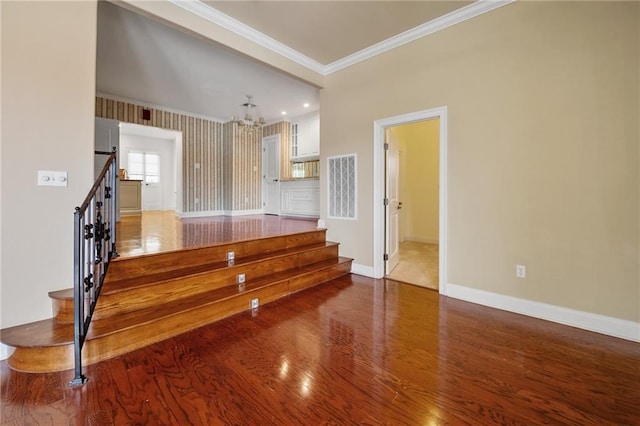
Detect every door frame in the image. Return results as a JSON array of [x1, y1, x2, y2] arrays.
[[373, 106, 448, 295], [119, 122, 183, 214], [262, 134, 281, 215]]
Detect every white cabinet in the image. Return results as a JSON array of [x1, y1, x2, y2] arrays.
[[291, 116, 319, 160], [280, 179, 319, 217]]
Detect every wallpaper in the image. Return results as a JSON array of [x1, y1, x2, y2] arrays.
[[262, 121, 292, 180], [96, 97, 262, 213]]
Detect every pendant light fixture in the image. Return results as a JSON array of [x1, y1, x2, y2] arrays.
[[232, 95, 266, 128]]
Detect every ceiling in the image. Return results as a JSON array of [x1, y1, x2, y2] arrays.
[[96, 1, 477, 123]]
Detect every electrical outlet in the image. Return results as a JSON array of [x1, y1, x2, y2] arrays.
[[516, 264, 526, 278], [237, 273, 246, 284], [251, 298, 259, 309]]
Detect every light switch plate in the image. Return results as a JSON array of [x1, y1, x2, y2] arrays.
[[38, 170, 68, 187]]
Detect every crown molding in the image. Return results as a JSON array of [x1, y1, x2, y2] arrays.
[[324, 0, 517, 74], [168, 0, 516, 76], [168, 0, 326, 75]]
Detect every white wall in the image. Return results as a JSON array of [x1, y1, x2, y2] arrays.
[[1, 1, 97, 330], [120, 132, 177, 211]]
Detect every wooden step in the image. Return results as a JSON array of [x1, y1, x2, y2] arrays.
[[106, 229, 328, 281], [2, 257, 352, 372], [50, 241, 339, 322]]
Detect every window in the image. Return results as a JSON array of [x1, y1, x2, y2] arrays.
[[128, 151, 160, 184], [327, 154, 356, 219]]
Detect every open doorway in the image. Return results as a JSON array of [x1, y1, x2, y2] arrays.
[[373, 106, 448, 296], [119, 123, 183, 214], [385, 119, 440, 290]]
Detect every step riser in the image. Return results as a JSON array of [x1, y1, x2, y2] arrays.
[[291, 261, 352, 293], [84, 280, 293, 367], [108, 230, 327, 281], [8, 261, 352, 373], [91, 244, 339, 320]]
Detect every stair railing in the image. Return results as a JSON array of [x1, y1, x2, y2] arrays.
[[69, 149, 119, 386]]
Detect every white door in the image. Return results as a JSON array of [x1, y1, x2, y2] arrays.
[[262, 135, 281, 215], [385, 131, 401, 274], [128, 151, 163, 211]]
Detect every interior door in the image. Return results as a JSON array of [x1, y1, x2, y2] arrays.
[[385, 131, 401, 274], [128, 151, 163, 211], [262, 135, 280, 215]]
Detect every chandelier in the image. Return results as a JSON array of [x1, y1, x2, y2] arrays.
[[232, 95, 266, 129]]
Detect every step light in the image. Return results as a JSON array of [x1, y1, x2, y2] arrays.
[[237, 273, 246, 284], [251, 298, 259, 310]]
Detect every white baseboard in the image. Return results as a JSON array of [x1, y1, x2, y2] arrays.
[[224, 209, 264, 216], [177, 209, 265, 218], [177, 210, 224, 218], [446, 283, 640, 343], [402, 236, 439, 244], [350, 263, 376, 278], [0, 343, 15, 361]]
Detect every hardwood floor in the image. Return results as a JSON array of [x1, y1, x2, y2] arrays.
[[2, 275, 638, 425], [116, 211, 319, 257]]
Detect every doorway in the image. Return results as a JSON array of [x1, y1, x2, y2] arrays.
[[385, 119, 440, 290], [119, 123, 183, 213], [373, 107, 448, 296], [262, 134, 281, 215]]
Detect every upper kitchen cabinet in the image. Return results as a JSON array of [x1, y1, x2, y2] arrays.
[[291, 112, 319, 161]]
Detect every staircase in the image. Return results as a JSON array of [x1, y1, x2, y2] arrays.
[[1, 229, 352, 373]]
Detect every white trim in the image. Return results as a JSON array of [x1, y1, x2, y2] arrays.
[[324, 0, 516, 74], [177, 209, 265, 218], [177, 210, 225, 218], [351, 263, 375, 278], [168, 0, 515, 76], [446, 283, 640, 343], [373, 107, 448, 298], [401, 236, 439, 245], [168, 0, 325, 75], [0, 344, 15, 361], [224, 209, 264, 217]]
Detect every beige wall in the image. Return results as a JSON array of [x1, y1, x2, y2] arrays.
[[320, 1, 640, 322], [390, 120, 439, 243], [1, 1, 98, 328]]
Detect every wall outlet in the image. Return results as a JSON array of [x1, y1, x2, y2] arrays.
[[237, 273, 246, 284], [516, 264, 526, 278], [251, 298, 259, 309]]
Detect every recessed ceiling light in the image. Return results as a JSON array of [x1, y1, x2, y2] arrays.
[[281, 111, 287, 115], [303, 103, 310, 108]]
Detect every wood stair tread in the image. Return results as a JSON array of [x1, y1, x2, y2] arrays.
[[98, 241, 339, 295], [1, 257, 352, 348], [88, 257, 352, 337]]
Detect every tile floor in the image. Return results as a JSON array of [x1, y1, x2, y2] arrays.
[[386, 241, 439, 290]]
